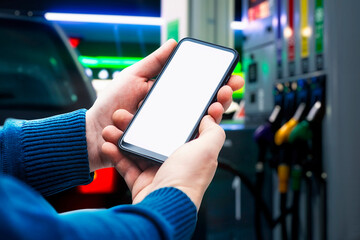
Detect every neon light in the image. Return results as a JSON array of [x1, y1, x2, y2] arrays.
[[78, 168, 115, 194], [315, 0, 324, 54], [68, 37, 80, 48], [231, 21, 246, 30], [45, 12, 164, 26], [283, 26, 293, 39], [220, 122, 245, 131], [233, 87, 245, 99], [81, 58, 98, 65], [248, 1, 270, 22], [288, 0, 295, 61], [233, 62, 242, 74], [85, 68, 93, 77], [79, 56, 245, 97], [261, 63, 270, 75], [79, 56, 142, 69], [276, 0, 283, 79], [112, 71, 121, 79], [301, 26, 312, 38], [46, 12, 243, 31], [232, 63, 245, 99], [98, 69, 109, 79]]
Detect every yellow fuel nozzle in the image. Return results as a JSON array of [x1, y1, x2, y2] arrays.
[[274, 118, 298, 146], [274, 103, 306, 146]]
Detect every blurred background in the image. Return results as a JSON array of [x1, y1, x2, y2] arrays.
[[0, 0, 359, 239]]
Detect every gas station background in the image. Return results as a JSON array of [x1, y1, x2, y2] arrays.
[[0, 0, 359, 240]]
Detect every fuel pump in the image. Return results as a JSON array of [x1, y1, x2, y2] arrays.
[[288, 76, 326, 240]]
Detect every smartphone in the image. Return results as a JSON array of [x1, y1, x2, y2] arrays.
[[118, 38, 239, 164]]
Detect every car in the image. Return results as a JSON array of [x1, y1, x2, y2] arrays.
[[0, 12, 132, 211], [0, 12, 96, 125]]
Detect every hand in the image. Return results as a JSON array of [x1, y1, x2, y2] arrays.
[[86, 39, 177, 172], [86, 39, 243, 172], [101, 79, 243, 210], [103, 111, 226, 210]]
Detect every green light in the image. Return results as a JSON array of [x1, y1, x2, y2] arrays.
[[261, 62, 270, 76], [232, 63, 245, 99], [234, 62, 242, 74], [315, 0, 324, 54], [49, 57, 57, 67], [81, 58, 98, 65], [79, 56, 143, 69], [242, 58, 252, 72], [167, 19, 179, 41], [79, 56, 246, 98], [232, 71, 245, 99]]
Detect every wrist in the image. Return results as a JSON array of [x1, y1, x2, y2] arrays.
[[12, 109, 93, 195], [86, 109, 106, 172]]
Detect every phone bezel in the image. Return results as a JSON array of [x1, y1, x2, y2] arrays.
[[118, 37, 239, 164]]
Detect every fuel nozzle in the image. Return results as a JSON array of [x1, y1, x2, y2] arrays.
[[254, 105, 282, 144], [274, 102, 306, 146], [254, 105, 282, 169], [288, 101, 322, 143]]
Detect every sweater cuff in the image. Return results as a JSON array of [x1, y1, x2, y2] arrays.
[[19, 109, 93, 196], [134, 187, 197, 240]]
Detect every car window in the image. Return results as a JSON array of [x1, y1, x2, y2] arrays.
[[0, 18, 81, 109]]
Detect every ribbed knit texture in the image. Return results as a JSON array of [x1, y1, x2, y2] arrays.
[[132, 187, 197, 240], [21, 109, 93, 196], [0, 109, 93, 196]]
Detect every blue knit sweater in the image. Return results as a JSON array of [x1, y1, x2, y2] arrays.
[[0, 109, 197, 239]]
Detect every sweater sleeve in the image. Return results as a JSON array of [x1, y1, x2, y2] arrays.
[[0, 174, 197, 240], [0, 109, 93, 196]]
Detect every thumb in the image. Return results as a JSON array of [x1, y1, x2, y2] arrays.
[[126, 39, 177, 79]]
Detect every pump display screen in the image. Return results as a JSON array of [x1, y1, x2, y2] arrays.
[[119, 38, 238, 163], [248, 0, 270, 22]]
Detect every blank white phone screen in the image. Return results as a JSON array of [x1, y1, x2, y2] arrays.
[[123, 40, 235, 157]]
